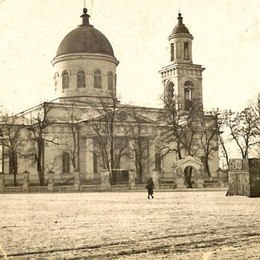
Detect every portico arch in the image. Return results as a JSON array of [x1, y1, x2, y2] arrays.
[[174, 156, 205, 188]]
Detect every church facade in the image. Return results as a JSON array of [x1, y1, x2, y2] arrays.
[[1, 9, 219, 187]]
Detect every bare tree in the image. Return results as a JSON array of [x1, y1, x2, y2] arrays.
[[26, 103, 58, 185], [216, 111, 230, 170], [158, 97, 202, 160], [87, 96, 146, 185], [88, 97, 118, 172], [224, 108, 259, 159], [249, 93, 260, 140], [158, 99, 186, 160], [127, 108, 150, 183], [199, 112, 219, 177], [63, 103, 80, 172], [0, 112, 26, 185]]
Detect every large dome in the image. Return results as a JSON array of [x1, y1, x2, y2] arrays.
[[56, 8, 114, 57]]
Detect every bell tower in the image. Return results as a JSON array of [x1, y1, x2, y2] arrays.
[[160, 13, 204, 112]]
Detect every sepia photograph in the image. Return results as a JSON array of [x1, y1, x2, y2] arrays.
[[0, 0, 260, 259]]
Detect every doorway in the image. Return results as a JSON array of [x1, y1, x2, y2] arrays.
[[184, 166, 194, 188]]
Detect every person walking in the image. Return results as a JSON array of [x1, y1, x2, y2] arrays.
[[146, 177, 154, 199]]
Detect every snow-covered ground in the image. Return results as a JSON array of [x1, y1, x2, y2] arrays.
[[0, 191, 259, 259]]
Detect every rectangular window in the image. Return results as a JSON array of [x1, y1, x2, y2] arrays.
[[93, 152, 97, 173], [108, 73, 113, 90], [184, 42, 189, 60], [9, 152, 17, 175], [171, 43, 174, 61], [62, 153, 70, 173]]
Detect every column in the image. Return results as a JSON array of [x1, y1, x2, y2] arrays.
[[128, 170, 135, 190], [175, 167, 186, 188], [100, 169, 111, 190], [128, 140, 136, 171], [148, 140, 156, 179], [85, 138, 94, 179], [73, 171, 80, 191], [152, 170, 159, 189], [47, 171, 54, 192], [47, 171, 54, 191], [196, 167, 204, 188], [23, 171, 29, 192]]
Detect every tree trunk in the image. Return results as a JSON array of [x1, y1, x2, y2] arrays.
[[184, 166, 193, 188], [177, 143, 182, 160], [205, 155, 211, 177], [110, 144, 114, 170], [10, 152, 18, 186], [37, 141, 45, 186], [138, 161, 143, 184], [220, 138, 229, 169], [14, 154, 18, 186]]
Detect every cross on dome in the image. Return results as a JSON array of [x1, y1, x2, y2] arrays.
[[81, 7, 90, 26], [178, 12, 183, 25]]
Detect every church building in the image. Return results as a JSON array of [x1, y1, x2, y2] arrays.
[[0, 8, 219, 188]]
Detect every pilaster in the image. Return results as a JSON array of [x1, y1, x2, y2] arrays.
[[148, 140, 156, 180], [47, 171, 54, 192], [100, 169, 111, 190], [23, 171, 29, 192], [86, 138, 94, 179]]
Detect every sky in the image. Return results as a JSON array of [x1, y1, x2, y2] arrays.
[[0, 0, 260, 114]]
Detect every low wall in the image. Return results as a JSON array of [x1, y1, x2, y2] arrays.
[[228, 159, 260, 197]]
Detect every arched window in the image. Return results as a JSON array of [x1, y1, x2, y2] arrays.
[[94, 69, 102, 88], [167, 82, 174, 102], [62, 71, 69, 89], [62, 152, 70, 173], [171, 43, 174, 61], [77, 70, 86, 88], [54, 72, 59, 87], [107, 71, 113, 90], [184, 81, 194, 111], [9, 152, 17, 175], [93, 152, 98, 173]]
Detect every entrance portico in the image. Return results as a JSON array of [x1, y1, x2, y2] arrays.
[[174, 156, 205, 188]]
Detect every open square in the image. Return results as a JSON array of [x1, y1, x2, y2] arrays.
[[0, 191, 260, 259]]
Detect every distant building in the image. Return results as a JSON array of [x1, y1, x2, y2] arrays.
[[0, 9, 219, 187]]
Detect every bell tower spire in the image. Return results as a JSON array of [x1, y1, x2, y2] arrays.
[[160, 13, 204, 112], [169, 13, 193, 64]]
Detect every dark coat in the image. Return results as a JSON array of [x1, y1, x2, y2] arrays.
[[146, 178, 154, 191]]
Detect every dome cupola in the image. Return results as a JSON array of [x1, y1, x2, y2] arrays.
[[52, 8, 119, 102], [56, 8, 115, 57], [171, 13, 191, 35]]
